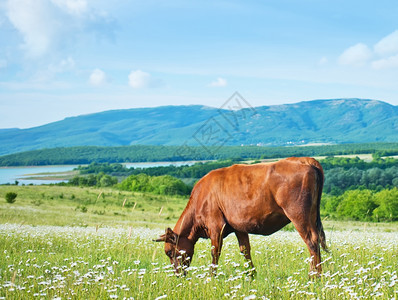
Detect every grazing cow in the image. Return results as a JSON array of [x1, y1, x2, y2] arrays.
[[154, 157, 327, 275]]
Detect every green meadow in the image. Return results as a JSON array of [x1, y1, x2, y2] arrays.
[[1, 185, 397, 299]]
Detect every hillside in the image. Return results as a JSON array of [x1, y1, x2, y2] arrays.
[[0, 99, 397, 155]]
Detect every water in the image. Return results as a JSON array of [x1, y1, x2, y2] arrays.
[[123, 160, 199, 169], [0, 161, 200, 185], [0, 165, 78, 185]]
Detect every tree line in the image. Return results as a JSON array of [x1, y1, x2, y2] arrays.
[[76, 160, 239, 178], [324, 166, 398, 195], [65, 171, 191, 196], [322, 188, 398, 222], [321, 155, 398, 170], [1, 142, 398, 166], [118, 174, 191, 196]]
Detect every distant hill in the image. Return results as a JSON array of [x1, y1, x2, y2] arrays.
[[0, 98, 397, 155]]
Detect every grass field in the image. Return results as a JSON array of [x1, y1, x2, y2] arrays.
[[1, 185, 397, 299], [0, 186, 187, 228]]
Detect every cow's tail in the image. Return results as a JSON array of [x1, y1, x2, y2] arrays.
[[310, 161, 328, 252]]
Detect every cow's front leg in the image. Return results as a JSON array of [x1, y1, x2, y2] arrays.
[[209, 236, 223, 275], [235, 231, 256, 277], [209, 223, 227, 276]]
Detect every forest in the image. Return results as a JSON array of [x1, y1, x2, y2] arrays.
[[1, 142, 398, 166]]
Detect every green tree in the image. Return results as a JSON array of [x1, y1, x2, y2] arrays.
[[322, 194, 342, 217], [337, 190, 377, 221], [99, 174, 118, 187], [373, 188, 398, 221], [119, 174, 190, 195]]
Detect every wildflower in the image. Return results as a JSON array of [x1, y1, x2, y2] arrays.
[[155, 295, 167, 300], [373, 283, 381, 292]]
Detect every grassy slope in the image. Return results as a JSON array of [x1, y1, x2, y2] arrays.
[[0, 186, 188, 228]]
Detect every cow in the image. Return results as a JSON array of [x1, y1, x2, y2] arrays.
[[154, 157, 327, 275]]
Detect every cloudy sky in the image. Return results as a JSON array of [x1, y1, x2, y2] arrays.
[[1, 0, 398, 128]]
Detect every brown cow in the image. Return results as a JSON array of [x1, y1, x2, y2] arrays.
[[154, 157, 327, 275]]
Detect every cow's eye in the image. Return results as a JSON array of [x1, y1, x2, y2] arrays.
[[167, 250, 173, 257]]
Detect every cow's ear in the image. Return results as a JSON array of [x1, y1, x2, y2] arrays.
[[153, 228, 177, 244], [165, 227, 178, 245], [153, 233, 166, 242]]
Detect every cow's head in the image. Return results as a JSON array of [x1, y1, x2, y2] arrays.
[[154, 227, 194, 274]]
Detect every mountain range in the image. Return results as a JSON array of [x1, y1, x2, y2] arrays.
[[1, 98, 397, 156]]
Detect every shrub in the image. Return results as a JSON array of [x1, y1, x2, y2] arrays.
[[373, 188, 398, 221], [31, 199, 43, 206], [75, 205, 88, 213], [322, 194, 342, 217], [5, 192, 17, 204], [337, 190, 377, 221], [119, 174, 191, 195]]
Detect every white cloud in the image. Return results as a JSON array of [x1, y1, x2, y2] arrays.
[[89, 68, 107, 86], [51, 0, 87, 15], [128, 70, 163, 89], [128, 70, 152, 89], [372, 54, 398, 70], [6, 0, 57, 57], [209, 77, 227, 87], [337, 31, 398, 69], [374, 30, 398, 56], [338, 43, 372, 67], [4, 0, 110, 58]]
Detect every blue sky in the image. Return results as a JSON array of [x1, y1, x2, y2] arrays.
[[1, 0, 398, 128]]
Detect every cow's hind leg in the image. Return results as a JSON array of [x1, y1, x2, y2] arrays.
[[235, 231, 256, 276], [283, 206, 322, 275], [300, 225, 322, 275]]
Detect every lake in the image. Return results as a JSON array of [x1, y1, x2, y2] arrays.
[[0, 161, 200, 185]]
